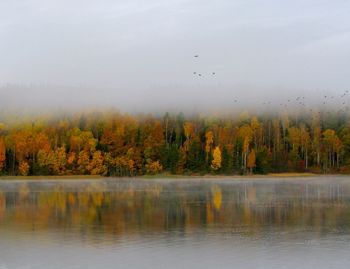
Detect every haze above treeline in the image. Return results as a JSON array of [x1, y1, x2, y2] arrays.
[[1, 84, 350, 115], [1, 0, 350, 113]]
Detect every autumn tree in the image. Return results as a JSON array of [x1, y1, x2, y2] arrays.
[[145, 160, 163, 175], [205, 130, 214, 161], [211, 146, 222, 171], [322, 129, 342, 171], [18, 161, 30, 176], [238, 125, 253, 173], [87, 151, 106, 175], [247, 149, 256, 174]]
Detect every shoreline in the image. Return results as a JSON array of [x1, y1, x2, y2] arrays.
[[0, 173, 349, 181]]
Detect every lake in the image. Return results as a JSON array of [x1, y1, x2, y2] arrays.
[[1, 176, 350, 269]]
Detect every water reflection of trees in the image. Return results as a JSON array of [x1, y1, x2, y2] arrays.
[[0, 181, 350, 236]]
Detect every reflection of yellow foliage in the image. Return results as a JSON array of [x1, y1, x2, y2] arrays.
[[67, 193, 76, 206], [91, 192, 103, 207], [87, 206, 97, 222], [55, 191, 67, 214], [78, 192, 89, 207], [206, 202, 214, 223], [19, 183, 30, 200], [87, 183, 105, 206], [211, 185, 222, 211], [2, 179, 350, 240], [0, 192, 5, 220], [247, 187, 256, 203], [243, 203, 251, 223]]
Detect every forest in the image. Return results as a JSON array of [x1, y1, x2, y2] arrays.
[[0, 109, 349, 176]]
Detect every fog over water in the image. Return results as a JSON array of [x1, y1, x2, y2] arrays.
[[1, 0, 350, 112]]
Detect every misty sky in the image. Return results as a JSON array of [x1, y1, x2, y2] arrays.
[[1, 0, 350, 112]]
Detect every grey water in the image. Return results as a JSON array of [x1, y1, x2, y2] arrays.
[[1, 176, 350, 269]]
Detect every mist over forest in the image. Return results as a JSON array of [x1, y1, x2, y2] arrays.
[[1, 0, 350, 176], [1, 84, 350, 116]]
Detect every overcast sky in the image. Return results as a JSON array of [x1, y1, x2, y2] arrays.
[[1, 0, 350, 112]]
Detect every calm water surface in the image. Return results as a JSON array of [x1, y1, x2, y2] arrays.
[[1, 176, 350, 269]]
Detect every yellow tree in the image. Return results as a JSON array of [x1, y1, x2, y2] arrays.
[[126, 147, 142, 175], [205, 131, 214, 160], [211, 146, 222, 170], [323, 129, 342, 169], [250, 116, 261, 150], [18, 161, 30, 176], [334, 136, 343, 168], [52, 146, 67, 175], [184, 122, 195, 141], [143, 120, 164, 161], [11, 130, 31, 164], [145, 160, 163, 175], [288, 127, 300, 151], [87, 151, 106, 175], [183, 122, 195, 151], [247, 149, 256, 174], [238, 125, 253, 172], [77, 150, 90, 174]]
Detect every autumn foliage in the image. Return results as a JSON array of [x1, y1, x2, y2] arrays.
[[0, 109, 349, 176]]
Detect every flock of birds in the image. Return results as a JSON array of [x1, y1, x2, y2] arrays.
[[259, 91, 350, 114], [192, 54, 216, 77], [258, 91, 350, 115], [192, 54, 349, 115]]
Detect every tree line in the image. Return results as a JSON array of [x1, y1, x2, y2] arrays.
[[0, 109, 349, 176]]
